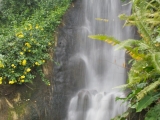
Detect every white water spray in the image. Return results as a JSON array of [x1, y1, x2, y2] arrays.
[[66, 0, 133, 120]]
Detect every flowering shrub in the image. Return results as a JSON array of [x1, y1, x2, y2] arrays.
[[0, 0, 72, 85]]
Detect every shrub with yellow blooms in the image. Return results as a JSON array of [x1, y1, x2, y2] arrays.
[[0, 0, 72, 85]]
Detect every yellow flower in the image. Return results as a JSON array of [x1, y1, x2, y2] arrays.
[[42, 60, 45, 63], [25, 43, 31, 48], [28, 24, 32, 30], [16, 32, 24, 38], [0, 77, 2, 84], [20, 75, 25, 79], [25, 24, 32, 30], [9, 81, 14, 84], [35, 24, 39, 29], [28, 50, 31, 52], [48, 42, 51, 46], [20, 80, 25, 83], [0, 61, 4, 68], [26, 68, 31, 72], [11, 64, 14, 67], [20, 52, 24, 55], [35, 62, 40, 66], [11, 64, 16, 68], [22, 60, 27, 66]]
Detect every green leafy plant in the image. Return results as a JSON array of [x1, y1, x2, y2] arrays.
[[89, 0, 160, 119], [0, 0, 72, 85]]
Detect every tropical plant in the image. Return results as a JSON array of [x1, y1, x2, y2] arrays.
[[0, 0, 72, 85], [89, 0, 160, 119]]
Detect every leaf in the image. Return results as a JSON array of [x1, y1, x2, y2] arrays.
[[151, 52, 160, 73], [95, 18, 108, 22], [136, 93, 160, 112], [126, 47, 144, 60], [88, 35, 120, 45], [136, 79, 160, 100], [88, 35, 107, 40], [111, 111, 129, 120], [116, 39, 140, 50], [0, 54, 4, 60], [155, 36, 160, 43], [112, 84, 128, 89]]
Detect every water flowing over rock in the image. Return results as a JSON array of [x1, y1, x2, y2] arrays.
[[55, 0, 136, 120]]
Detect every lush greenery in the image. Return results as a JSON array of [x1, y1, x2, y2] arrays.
[[89, 0, 160, 119], [0, 0, 72, 85]]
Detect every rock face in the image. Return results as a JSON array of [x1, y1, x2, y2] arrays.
[[53, 0, 84, 120]]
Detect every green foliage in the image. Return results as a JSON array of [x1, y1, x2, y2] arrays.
[[89, 0, 160, 119], [0, 0, 72, 85], [111, 111, 129, 120], [145, 104, 160, 120], [88, 35, 120, 45], [136, 93, 160, 112], [151, 53, 160, 74], [136, 79, 160, 101]]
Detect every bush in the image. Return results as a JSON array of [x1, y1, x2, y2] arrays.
[[0, 0, 72, 85]]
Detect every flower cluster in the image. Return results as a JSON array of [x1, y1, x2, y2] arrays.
[[0, 23, 52, 85]]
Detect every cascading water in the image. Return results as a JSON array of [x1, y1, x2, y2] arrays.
[[65, 0, 134, 120]]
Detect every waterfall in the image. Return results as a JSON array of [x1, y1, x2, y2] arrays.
[[65, 0, 134, 120]]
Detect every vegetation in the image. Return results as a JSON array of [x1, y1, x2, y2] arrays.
[[0, 0, 72, 85], [89, 0, 160, 119]]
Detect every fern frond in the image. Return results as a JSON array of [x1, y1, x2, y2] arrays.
[[88, 35, 120, 45], [136, 20, 152, 44], [125, 47, 145, 60], [95, 18, 108, 22], [136, 79, 160, 101], [116, 39, 150, 60], [112, 84, 128, 89], [127, 59, 156, 87], [116, 39, 138, 50], [151, 52, 160, 73], [89, 35, 146, 60]]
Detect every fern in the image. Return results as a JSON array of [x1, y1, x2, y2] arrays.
[[111, 111, 129, 120], [136, 79, 160, 101], [89, 35, 146, 60], [151, 52, 160, 74], [145, 104, 160, 120], [136, 93, 160, 112], [88, 35, 120, 45], [116, 39, 150, 51], [95, 18, 108, 22]]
